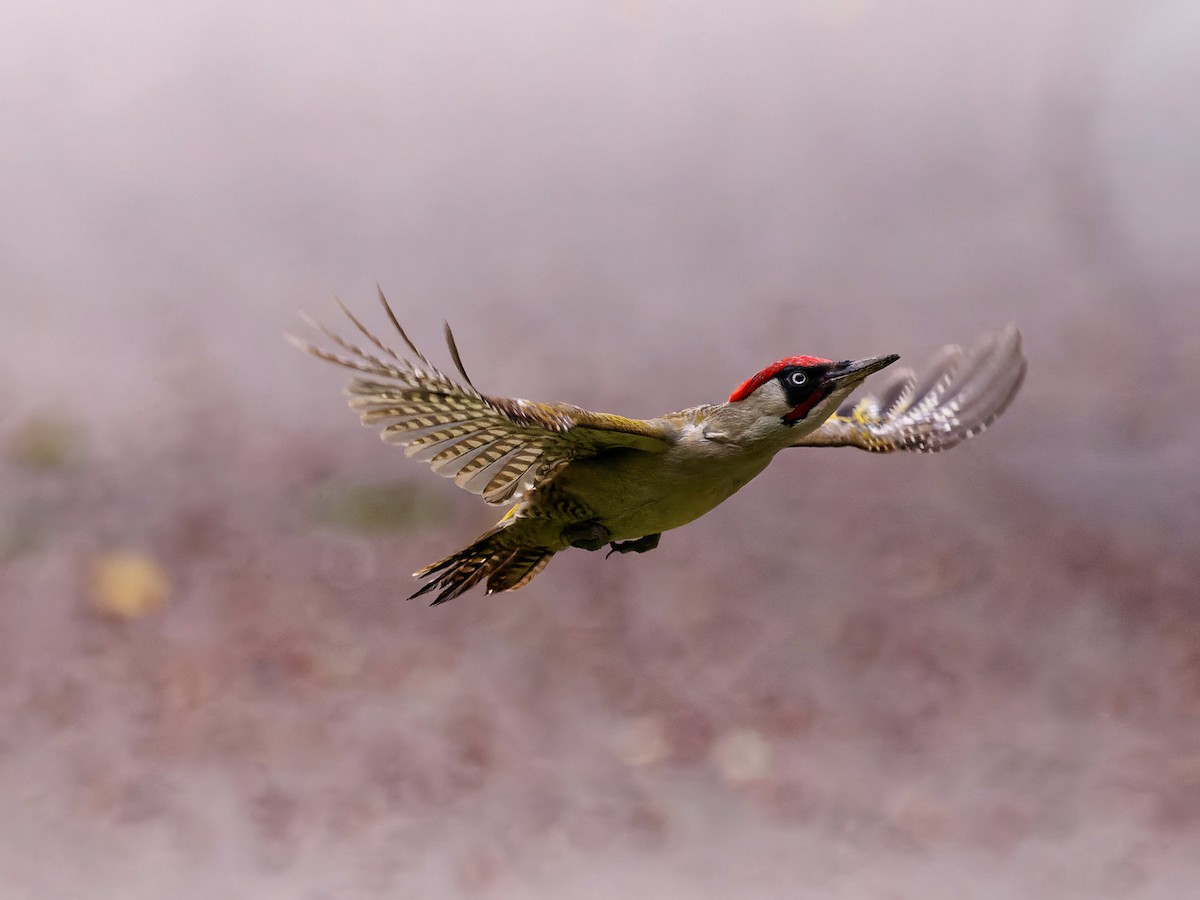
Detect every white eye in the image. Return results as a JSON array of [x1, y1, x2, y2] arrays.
[[788, 371, 808, 386]]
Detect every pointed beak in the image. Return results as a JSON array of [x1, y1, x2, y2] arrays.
[[823, 354, 899, 389]]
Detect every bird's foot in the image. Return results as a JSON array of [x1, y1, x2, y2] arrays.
[[605, 533, 661, 558], [562, 520, 612, 552]]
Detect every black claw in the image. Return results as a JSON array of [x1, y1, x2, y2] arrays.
[[605, 534, 662, 557]]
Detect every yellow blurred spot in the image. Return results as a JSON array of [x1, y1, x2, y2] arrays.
[[88, 552, 171, 619], [712, 728, 773, 783], [613, 716, 671, 767]]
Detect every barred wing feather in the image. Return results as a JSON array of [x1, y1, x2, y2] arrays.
[[795, 324, 1026, 453], [293, 294, 676, 504]]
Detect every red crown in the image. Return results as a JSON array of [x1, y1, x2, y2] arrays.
[[729, 356, 832, 402]]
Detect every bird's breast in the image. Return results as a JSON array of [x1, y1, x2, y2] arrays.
[[543, 442, 776, 541]]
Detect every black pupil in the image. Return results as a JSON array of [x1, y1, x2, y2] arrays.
[[790, 372, 806, 385]]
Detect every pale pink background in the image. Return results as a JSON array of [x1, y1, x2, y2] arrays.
[[2, 2, 1199, 897]]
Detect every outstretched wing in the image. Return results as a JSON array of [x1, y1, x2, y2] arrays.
[[292, 291, 677, 504], [793, 324, 1026, 452]]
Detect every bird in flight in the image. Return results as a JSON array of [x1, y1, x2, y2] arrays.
[[294, 292, 1026, 604]]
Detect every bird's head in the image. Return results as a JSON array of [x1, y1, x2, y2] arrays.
[[728, 353, 900, 430]]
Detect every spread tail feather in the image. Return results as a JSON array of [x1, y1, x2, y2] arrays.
[[410, 528, 555, 605]]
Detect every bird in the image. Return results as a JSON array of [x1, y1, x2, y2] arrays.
[[293, 291, 1026, 605]]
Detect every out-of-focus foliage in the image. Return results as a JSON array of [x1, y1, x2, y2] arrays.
[[6, 415, 82, 472], [308, 478, 451, 534]]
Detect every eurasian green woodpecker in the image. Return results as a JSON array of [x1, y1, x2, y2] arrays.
[[295, 292, 1026, 604]]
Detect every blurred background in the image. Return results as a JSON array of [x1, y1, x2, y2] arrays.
[[3, 2, 1199, 897]]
